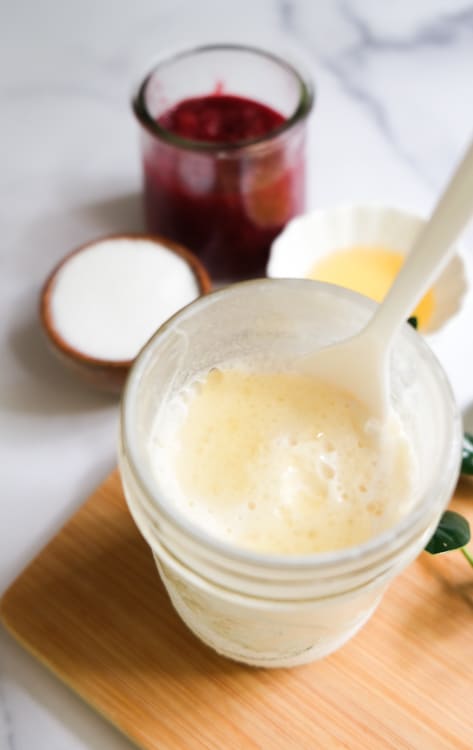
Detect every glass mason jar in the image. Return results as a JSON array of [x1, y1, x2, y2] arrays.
[[133, 45, 314, 281], [119, 280, 461, 668]]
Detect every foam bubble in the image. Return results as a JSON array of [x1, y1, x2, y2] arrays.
[[149, 368, 417, 555]]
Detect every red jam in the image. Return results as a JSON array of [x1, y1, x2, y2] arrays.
[[142, 94, 306, 280], [158, 94, 285, 142]]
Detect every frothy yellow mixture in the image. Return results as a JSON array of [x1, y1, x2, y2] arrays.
[[308, 247, 434, 330], [151, 369, 417, 555]]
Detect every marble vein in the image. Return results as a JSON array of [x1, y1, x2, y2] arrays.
[[277, 0, 295, 33], [318, 54, 435, 189], [278, 0, 471, 190], [339, 0, 473, 51], [273, 0, 436, 188], [312, 0, 473, 188]]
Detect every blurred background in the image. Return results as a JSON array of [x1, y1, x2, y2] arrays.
[[1, 2, 473, 749]]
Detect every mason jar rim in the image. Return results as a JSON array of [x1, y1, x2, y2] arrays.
[[132, 43, 314, 153], [120, 279, 462, 573]]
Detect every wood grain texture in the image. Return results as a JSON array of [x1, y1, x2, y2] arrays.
[[1, 471, 472, 750]]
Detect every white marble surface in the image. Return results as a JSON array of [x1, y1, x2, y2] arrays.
[[1, 1, 473, 748]]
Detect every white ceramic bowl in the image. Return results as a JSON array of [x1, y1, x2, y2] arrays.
[[268, 204, 467, 334]]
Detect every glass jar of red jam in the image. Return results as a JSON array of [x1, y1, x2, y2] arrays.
[[133, 45, 314, 281]]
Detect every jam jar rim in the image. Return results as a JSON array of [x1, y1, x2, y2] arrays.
[[132, 43, 315, 153]]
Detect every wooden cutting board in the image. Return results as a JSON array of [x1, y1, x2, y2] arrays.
[[1, 471, 472, 750]]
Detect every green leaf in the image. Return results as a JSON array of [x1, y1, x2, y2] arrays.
[[407, 316, 418, 329], [461, 432, 473, 475], [425, 510, 471, 554]]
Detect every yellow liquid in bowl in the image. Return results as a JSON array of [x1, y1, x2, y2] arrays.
[[308, 247, 434, 330]]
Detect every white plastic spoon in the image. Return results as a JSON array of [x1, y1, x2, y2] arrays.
[[303, 137, 473, 420]]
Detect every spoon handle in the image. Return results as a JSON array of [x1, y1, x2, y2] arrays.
[[368, 137, 473, 339]]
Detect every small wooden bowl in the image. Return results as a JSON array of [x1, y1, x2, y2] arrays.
[[40, 233, 212, 394]]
